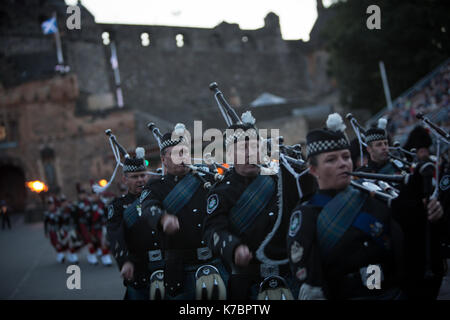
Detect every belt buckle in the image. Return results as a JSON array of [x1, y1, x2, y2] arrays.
[[148, 249, 162, 262], [260, 263, 279, 278], [197, 247, 212, 261]]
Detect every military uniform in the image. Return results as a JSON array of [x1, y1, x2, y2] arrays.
[[107, 191, 163, 299], [203, 167, 297, 300], [75, 196, 101, 264], [357, 121, 446, 299], [286, 113, 409, 300], [141, 171, 226, 299], [91, 198, 112, 266], [59, 198, 82, 264], [107, 193, 137, 270], [44, 198, 65, 263], [358, 158, 404, 175], [438, 156, 450, 260]]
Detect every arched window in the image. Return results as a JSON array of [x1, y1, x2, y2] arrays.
[[102, 32, 110, 45], [141, 32, 150, 46], [175, 33, 185, 47]]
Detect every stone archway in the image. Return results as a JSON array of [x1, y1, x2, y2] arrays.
[[0, 164, 26, 213]]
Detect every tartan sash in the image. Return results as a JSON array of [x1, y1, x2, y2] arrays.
[[162, 174, 202, 215], [378, 162, 396, 175], [313, 186, 368, 256], [229, 175, 276, 233], [123, 199, 141, 228]]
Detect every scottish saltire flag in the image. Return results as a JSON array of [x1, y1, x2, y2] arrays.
[[41, 17, 58, 35]]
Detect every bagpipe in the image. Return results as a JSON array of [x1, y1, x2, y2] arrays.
[[146, 122, 225, 190], [346, 171, 407, 205]]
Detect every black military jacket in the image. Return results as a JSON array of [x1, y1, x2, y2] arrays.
[[106, 193, 138, 270], [107, 192, 162, 288], [358, 158, 403, 175], [202, 168, 292, 274], [287, 188, 405, 300], [140, 173, 211, 252]]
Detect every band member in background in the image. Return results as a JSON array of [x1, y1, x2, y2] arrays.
[[404, 125, 434, 163], [359, 118, 403, 175], [90, 191, 112, 266], [141, 124, 227, 300], [287, 113, 407, 300], [203, 112, 296, 300], [106, 147, 162, 300], [1, 199, 11, 230], [399, 125, 448, 299], [75, 187, 98, 265], [44, 196, 66, 264], [59, 194, 82, 264]]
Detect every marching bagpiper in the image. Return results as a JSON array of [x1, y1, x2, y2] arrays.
[[202, 83, 303, 300], [74, 187, 99, 265], [287, 113, 407, 299], [58, 194, 82, 264], [399, 125, 447, 299], [102, 132, 163, 300], [358, 118, 404, 175], [44, 196, 66, 264], [90, 191, 113, 266]]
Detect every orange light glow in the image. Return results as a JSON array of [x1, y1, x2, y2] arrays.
[[99, 179, 108, 187], [26, 180, 48, 193], [217, 163, 230, 175]]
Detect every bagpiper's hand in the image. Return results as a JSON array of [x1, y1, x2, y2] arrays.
[[161, 213, 180, 235], [120, 261, 134, 281], [426, 198, 444, 222], [234, 244, 253, 267]]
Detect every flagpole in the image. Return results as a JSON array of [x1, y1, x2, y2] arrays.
[[110, 41, 124, 108], [53, 12, 64, 66], [379, 61, 393, 111]]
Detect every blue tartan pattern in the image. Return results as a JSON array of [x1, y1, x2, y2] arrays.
[[229, 175, 276, 233], [162, 174, 201, 215], [315, 186, 368, 256], [124, 199, 140, 228]]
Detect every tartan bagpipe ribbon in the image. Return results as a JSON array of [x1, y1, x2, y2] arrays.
[[229, 175, 276, 234], [124, 199, 141, 228], [163, 173, 202, 215], [314, 186, 368, 256]]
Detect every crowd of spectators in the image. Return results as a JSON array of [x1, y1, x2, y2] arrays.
[[374, 59, 450, 146]]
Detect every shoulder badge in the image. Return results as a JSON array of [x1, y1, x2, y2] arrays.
[[207, 194, 219, 214], [440, 175, 450, 191], [288, 210, 302, 237]]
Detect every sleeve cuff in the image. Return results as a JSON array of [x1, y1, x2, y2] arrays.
[[222, 235, 242, 268]]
